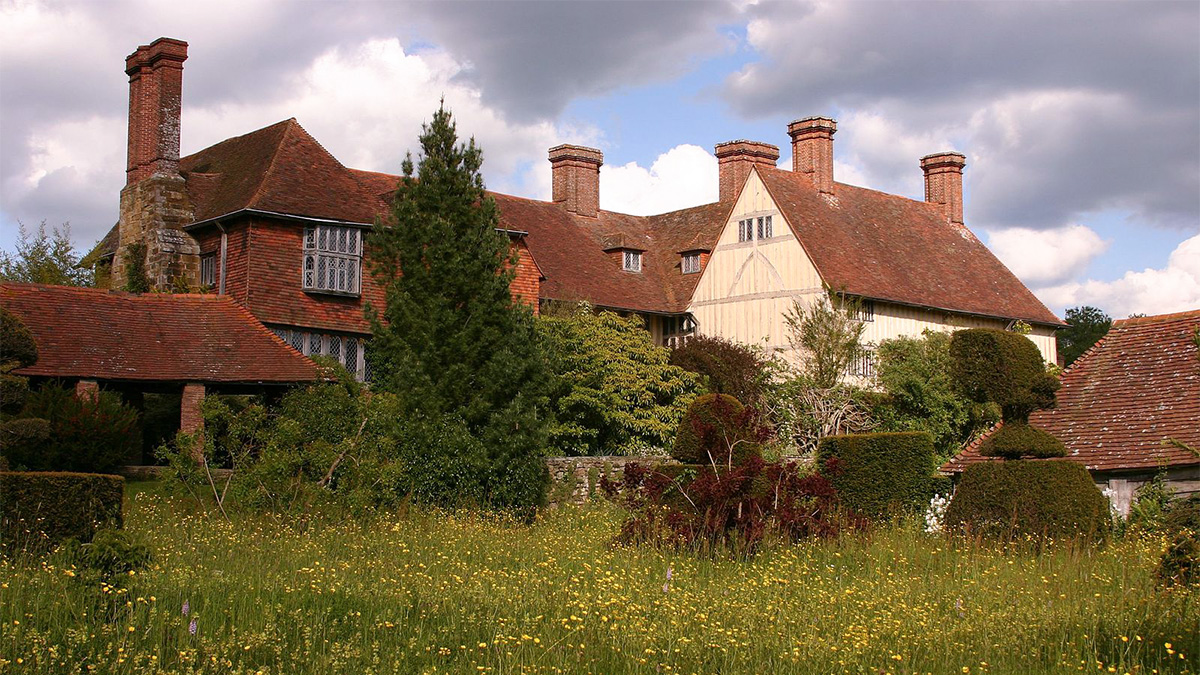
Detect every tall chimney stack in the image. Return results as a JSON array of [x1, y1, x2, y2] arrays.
[[112, 37, 198, 293], [787, 116, 837, 194], [714, 140, 779, 203], [126, 37, 188, 185], [549, 144, 603, 218], [920, 152, 966, 225]]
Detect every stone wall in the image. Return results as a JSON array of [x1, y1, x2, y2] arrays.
[[545, 455, 673, 508]]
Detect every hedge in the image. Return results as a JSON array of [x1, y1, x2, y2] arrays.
[[817, 431, 936, 520], [0, 471, 124, 549], [944, 460, 1109, 542]]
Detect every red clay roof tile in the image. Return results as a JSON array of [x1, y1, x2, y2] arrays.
[[2, 282, 320, 384]]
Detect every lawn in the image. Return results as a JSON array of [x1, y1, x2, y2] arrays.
[[0, 483, 1195, 674]]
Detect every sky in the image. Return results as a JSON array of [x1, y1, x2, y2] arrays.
[[1, 0, 1197, 319]]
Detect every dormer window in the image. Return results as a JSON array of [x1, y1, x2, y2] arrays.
[[681, 253, 701, 274], [303, 225, 362, 295], [623, 250, 642, 272]]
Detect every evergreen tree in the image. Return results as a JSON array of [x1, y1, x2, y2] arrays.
[[0, 221, 93, 287], [1059, 306, 1112, 366], [366, 103, 550, 510]]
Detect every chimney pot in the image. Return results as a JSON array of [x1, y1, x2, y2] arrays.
[[787, 116, 837, 194], [920, 152, 966, 225], [714, 140, 779, 202], [125, 37, 188, 185], [549, 144, 603, 217]]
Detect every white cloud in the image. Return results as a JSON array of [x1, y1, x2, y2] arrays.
[[1035, 234, 1200, 317], [601, 144, 718, 216], [986, 224, 1110, 287]]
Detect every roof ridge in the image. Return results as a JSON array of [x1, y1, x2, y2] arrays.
[[247, 119, 302, 209], [1114, 308, 1200, 327]]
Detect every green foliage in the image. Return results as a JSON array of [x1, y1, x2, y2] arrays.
[[0, 221, 93, 287], [123, 241, 151, 293], [0, 306, 38, 373], [978, 421, 1066, 459], [671, 394, 764, 467], [1156, 496, 1200, 587], [1, 307, 39, 419], [1060, 306, 1112, 367], [0, 471, 124, 549], [541, 305, 700, 456], [669, 334, 769, 407], [3, 384, 140, 473], [365, 103, 549, 510], [873, 330, 997, 461], [1125, 472, 1175, 533], [944, 460, 1110, 542], [817, 431, 936, 520], [56, 528, 152, 582], [783, 293, 867, 389], [949, 328, 1059, 423]]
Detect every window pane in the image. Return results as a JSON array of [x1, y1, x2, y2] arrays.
[[304, 227, 316, 250], [308, 332, 322, 355], [765, 215, 773, 238], [345, 339, 359, 374], [328, 335, 341, 359], [289, 330, 303, 351]]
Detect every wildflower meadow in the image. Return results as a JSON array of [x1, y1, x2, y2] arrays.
[[1, 482, 1195, 674]]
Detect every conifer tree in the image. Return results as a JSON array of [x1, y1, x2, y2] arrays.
[[366, 103, 550, 509]]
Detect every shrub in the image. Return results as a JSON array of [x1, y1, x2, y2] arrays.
[[943, 460, 1109, 542], [669, 334, 768, 407], [610, 458, 862, 556], [978, 421, 1066, 459], [57, 528, 151, 581], [949, 328, 1059, 423], [540, 305, 699, 456], [0, 306, 38, 372], [4, 384, 140, 473], [873, 330, 997, 461], [0, 471, 124, 549], [672, 394, 765, 467], [1157, 495, 1200, 587], [817, 431, 937, 520]]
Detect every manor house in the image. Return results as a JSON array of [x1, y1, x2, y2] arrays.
[[86, 38, 1063, 381]]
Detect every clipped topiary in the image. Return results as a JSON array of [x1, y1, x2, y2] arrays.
[[0, 471, 125, 549], [669, 334, 768, 408], [0, 306, 38, 372], [978, 421, 1066, 459], [671, 393, 762, 467], [818, 431, 936, 520], [943, 460, 1109, 542], [950, 328, 1063, 459]]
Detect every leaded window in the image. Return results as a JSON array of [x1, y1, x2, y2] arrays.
[[200, 253, 216, 287], [681, 253, 700, 274], [623, 250, 642, 272], [272, 326, 369, 381], [303, 225, 362, 295]]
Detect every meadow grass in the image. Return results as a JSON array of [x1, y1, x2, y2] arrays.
[[1, 482, 1195, 674]]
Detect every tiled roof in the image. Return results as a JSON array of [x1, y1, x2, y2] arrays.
[[1, 283, 320, 384], [85, 118, 1060, 323], [943, 310, 1200, 474], [757, 168, 1063, 326]]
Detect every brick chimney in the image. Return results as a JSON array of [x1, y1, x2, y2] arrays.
[[111, 37, 198, 292], [125, 37, 188, 185], [787, 116, 837, 194], [715, 140, 779, 203], [920, 152, 967, 225], [549, 144, 603, 218]]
